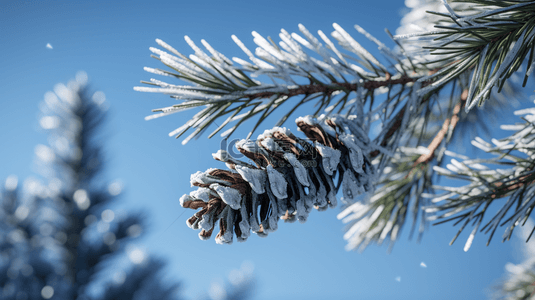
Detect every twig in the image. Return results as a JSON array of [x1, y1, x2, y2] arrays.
[[413, 89, 468, 165]]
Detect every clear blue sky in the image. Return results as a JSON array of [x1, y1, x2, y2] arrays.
[[0, 1, 522, 299]]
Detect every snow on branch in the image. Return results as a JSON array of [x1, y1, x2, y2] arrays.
[[430, 101, 535, 251], [136, 24, 424, 143]]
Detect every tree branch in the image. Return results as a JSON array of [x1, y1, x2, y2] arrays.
[[244, 75, 417, 100], [413, 89, 468, 165]]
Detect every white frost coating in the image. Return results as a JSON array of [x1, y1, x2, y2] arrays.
[[500, 124, 526, 131], [317, 118, 337, 137], [455, 2, 531, 23], [515, 107, 535, 117], [295, 198, 309, 223], [471, 139, 491, 152], [315, 178, 328, 208], [431, 192, 456, 203], [252, 31, 285, 61], [295, 115, 317, 127], [260, 137, 282, 152], [339, 134, 364, 174], [332, 23, 386, 71], [444, 150, 469, 160], [463, 225, 478, 252], [249, 192, 261, 233], [266, 165, 288, 199], [283, 153, 309, 187], [432, 165, 453, 176], [468, 29, 531, 112], [318, 29, 347, 65], [264, 186, 280, 232], [155, 38, 183, 57], [212, 150, 229, 161], [232, 57, 256, 68], [238, 203, 251, 241], [440, 0, 460, 19], [236, 139, 259, 153], [342, 171, 364, 202], [231, 35, 254, 59], [314, 142, 341, 175], [327, 190, 337, 208], [190, 168, 229, 186], [417, 55, 477, 96], [190, 187, 212, 202], [291, 31, 314, 50], [213, 150, 254, 168], [465, 44, 489, 111], [215, 209, 235, 245], [354, 24, 398, 62], [179, 194, 194, 207], [310, 167, 328, 208], [199, 209, 216, 231], [235, 165, 266, 194], [379, 219, 395, 242], [337, 201, 368, 221], [210, 184, 242, 210], [259, 126, 293, 139], [184, 35, 210, 61], [201, 39, 232, 65]]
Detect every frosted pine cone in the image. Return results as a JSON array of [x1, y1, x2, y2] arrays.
[[180, 114, 378, 244]]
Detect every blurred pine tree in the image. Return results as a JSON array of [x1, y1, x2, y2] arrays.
[[0, 73, 181, 300]]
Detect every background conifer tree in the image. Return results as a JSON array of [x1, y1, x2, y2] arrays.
[[0, 73, 180, 300]]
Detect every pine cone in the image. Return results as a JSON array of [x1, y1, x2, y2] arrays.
[[179, 114, 378, 244]]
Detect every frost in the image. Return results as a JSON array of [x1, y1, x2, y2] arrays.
[[190, 168, 229, 186], [238, 204, 251, 241], [190, 187, 212, 202], [295, 198, 309, 223], [264, 187, 280, 232], [260, 137, 282, 152], [315, 142, 341, 175], [236, 139, 259, 153], [210, 184, 242, 210], [249, 192, 262, 233], [215, 209, 235, 244], [266, 164, 288, 199], [342, 171, 364, 202], [283, 153, 309, 186], [212, 149, 229, 161], [199, 209, 216, 231], [180, 113, 380, 244], [235, 165, 266, 194], [295, 115, 317, 127], [339, 134, 364, 174]]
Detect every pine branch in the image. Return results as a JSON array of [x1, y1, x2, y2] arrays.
[[137, 1, 535, 252], [414, 89, 467, 165], [395, 0, 535, 111], [136, 21, 474, 250], [430, 103, 535, 250], [338, 83, 475, 251], [136, 24, 427, 143], [492, 220, 535, 299]]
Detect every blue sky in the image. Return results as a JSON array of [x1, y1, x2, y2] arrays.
[[0, 1, 524, 299]]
